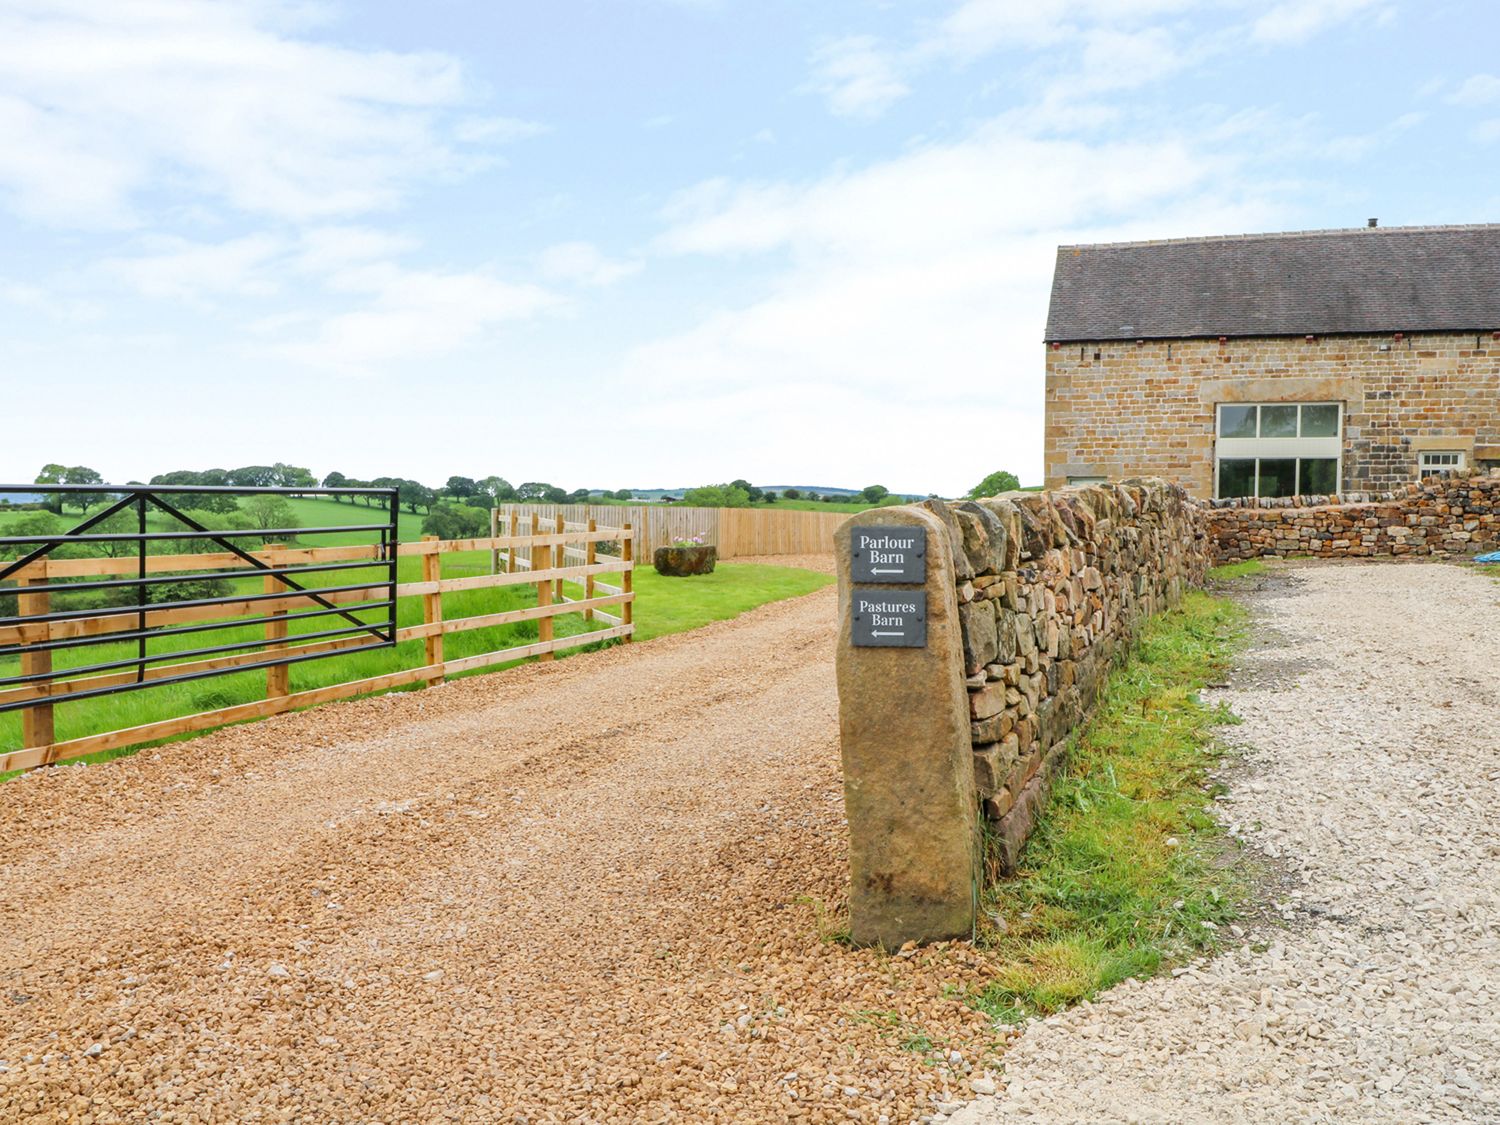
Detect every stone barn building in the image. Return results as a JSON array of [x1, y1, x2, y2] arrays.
[[1042, 222, 1500, 498]]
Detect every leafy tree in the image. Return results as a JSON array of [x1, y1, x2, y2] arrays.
[[177, 510, 257, 554], [445, 476, 480, 501], [967, 470, 1021, 499], [228, 465, 277, 488], [179, 492, 240, 515], [33, 464, 67, 513], [64, 466, 107, 513], [422, 503, 489, 540], [322, 471, 349, 500], [271, 462, 316, 489], [397, 480, 436, 514], [516, 481, 553, 501], [611, 488, 634, 501], [761, 491, 778, 503], [683, 483, 752, 508], [480, 476, 516, 503], [566, 488, 590, 503], [802, 491, 818, 502], [860, 484, 890, 505], [728, 478, 765, 503], [782, 488, 802, 500], [542, 485, 568, 504], [0, 511, 61, 557], [243, 495, 298, 543]]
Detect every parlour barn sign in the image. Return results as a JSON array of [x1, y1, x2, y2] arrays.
[[850, 526, 927, 584]]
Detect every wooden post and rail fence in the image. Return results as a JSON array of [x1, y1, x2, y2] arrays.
[[1, 521, 634, 774], [493, 503, 845, 561]]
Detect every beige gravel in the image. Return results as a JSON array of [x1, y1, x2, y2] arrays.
[[954, 561, 1500, 1125], [0, 586, 1004, 1124]]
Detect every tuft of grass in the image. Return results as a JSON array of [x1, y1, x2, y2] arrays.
[[969, 589, 1248, 1025], [1207, 559, 1266, 581]]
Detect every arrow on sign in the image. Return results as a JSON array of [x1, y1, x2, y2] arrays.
[[869, 567, 906, 575], [871, 630, 905, 637]]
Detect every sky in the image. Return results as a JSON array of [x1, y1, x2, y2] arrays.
[[2, 0, 1499, 497]]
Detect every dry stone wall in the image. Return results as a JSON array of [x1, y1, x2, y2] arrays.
[[922, 479, 1208, 878], [1207, 469, 1500, 562]]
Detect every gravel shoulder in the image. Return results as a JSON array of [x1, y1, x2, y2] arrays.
[[954, 561, 1500, 1125], [0, 584, 1000, 1124]]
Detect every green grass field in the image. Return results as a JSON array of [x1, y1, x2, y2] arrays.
[[1, 495, 832, 770]]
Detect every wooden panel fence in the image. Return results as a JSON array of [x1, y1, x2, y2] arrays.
[[494, 504, 844, 561], [1, 522, 634, 773]]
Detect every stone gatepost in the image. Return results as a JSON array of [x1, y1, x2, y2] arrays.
[[835, 507, 978, 947]]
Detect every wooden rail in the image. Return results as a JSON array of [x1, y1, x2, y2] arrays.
[[494, 504, 845, 560], [2, 524, 634, 773]]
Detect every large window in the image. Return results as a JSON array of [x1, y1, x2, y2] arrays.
[[1215, 402, 1342, 499]]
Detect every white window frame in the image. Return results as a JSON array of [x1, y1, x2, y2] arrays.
[[1214, 402, 1343, 499], [1418, 450, 1465, 474], [1067, 475, 1107, 486]]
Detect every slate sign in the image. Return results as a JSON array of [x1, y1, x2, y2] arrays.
[[851, 588, 927, 648], [850, 525, 927, 584]]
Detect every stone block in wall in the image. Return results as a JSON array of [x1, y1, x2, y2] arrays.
[[953, 501, 1011, 576], [917, 498, 975, 582], [959, 599, 998, 674], [969, 682, 1006, 720]]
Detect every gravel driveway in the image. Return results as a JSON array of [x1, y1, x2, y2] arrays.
[[0, 584, 1004, 1124], [955, 562, 1500, 1125]]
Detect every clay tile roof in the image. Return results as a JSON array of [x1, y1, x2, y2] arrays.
[[1045, 223, 1500, 342]]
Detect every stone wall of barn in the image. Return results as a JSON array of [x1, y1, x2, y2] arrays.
[[1044, 331, 1500, 495]]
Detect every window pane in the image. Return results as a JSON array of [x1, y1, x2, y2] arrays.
[[1218, 404, 1256, 438], [1301, 458, 1338, 493], [1300, 403, 1339, 437], [1260, 404, 1298, 437], [1217, 459, 1255, 498], [1258, 459, 1298, 498]]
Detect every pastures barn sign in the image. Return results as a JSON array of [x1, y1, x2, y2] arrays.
[[850, 525, 928, 648], [850, 588, 926, 647]]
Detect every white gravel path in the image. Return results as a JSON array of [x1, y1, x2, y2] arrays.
[[954, 562, 1500, 1125]]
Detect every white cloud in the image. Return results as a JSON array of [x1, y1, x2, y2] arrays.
[[1450, 74, 1500, 107], [1250, 0, 1386, 45], [100, 233, 288, 300], [637, 122, 1281, 491], [805, 36, 912, 119], [0, 0, 543, 228], [272, 261, 562, 376], [537, 241, 642, 287]]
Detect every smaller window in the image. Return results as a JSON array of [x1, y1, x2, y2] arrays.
[[1067, 475, 1107, 486], [1418, 451, 1465, 474]]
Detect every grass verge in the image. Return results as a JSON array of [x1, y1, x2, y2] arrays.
[[1206, 559, 1266, 581], [968, 587, 1248, 1024]]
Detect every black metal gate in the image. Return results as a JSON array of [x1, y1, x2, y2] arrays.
[[0, 484, 398, 716]]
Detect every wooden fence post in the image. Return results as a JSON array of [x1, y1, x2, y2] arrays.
[[490, 508, 500, 576], [508, 509, 519, 574], [535, 512, 554, 661], [554, 513, 566, 604], [585, 517, 597, 622], [622, 522, 634, 642], [421, 535, 445, 685], [19, 570, 55, 761], [264, 544, 289, 700]]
